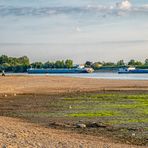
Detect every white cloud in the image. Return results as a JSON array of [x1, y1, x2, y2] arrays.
[[0, 0, 148, 18], [116, 0, 132, 10]]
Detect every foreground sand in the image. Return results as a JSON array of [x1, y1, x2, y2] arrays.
[[0, 116, 146, 148], [0, 75, 148, 95], [0, 76, 148, 148]]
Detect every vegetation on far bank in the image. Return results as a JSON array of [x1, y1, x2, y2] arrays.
[[0, 55, 73, 72], [0, 55, 148, 72]]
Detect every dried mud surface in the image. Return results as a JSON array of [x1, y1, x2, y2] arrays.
[[0, 116, 146, 148], [0, 76, 148, 148]]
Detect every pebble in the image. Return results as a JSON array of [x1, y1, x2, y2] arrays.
[[76, 124, 86, 128], [4, 94, 7, 97]]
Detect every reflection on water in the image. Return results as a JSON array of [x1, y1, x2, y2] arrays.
[[7, 72, 148, 80]]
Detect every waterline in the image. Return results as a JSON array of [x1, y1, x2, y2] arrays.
[[7, 72, 148, 80]]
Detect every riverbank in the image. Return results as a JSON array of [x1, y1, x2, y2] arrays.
[[0, 76, 148, 147], [0, 75, 148, 95]]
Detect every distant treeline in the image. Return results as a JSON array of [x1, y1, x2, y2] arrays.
[[85, 59, 148, 70], [0, 55, 30, 73], [0, 55, 148, 72], [0, 55, 73, 72]]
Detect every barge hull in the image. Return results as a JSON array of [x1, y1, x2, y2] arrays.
[[118, 69, 148, 74], [27, 68, 93, 74]]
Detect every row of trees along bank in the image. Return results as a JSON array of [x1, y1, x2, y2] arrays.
[[0, 55, 73, 72], [85, 59, 148, 70], [0, 55, 148, 72]]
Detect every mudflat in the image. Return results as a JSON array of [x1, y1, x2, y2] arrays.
[[0, 76, 148, 148], [1, 116, 147, 148], [0, 75, 148, 95]]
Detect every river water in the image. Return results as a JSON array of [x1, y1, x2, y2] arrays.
[[7, 72, 148, 80]]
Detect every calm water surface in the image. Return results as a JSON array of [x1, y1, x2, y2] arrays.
[[8, 72, 148, 80]]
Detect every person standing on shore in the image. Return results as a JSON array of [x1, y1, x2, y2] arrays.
[[2, 70, 5, 76]]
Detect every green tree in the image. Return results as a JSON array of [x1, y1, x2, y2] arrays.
[[31, 62, 43, 68], [145, 59, 148, 65], [0, 55, 9, 64], [135, 61, 143, 66], [128, 59, 143, 66], [8, 57, 16, 65], [102, 62, 115, 67], [18, 56, 30, 65], [55, 60, 65, 68], [128, 59, 135, 66], [65, 59, 73, 68], [43, 61, 54, 68], [117, 60, 125, 66]]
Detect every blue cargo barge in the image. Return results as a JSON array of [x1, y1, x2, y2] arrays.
[[27, 67, 94, 74], [118, 67, 148, 74]]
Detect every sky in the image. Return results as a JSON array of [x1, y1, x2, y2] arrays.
[[0, 0, 148, 63]]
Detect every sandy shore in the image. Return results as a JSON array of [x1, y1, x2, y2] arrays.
[[0, 116, 146, 148], [0, 75, 148, 95]]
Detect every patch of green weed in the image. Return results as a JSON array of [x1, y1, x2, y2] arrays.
[[68, 111, 120, 117]]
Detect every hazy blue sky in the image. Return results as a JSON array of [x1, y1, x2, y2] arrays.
[[0, 0, 148, 63]]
